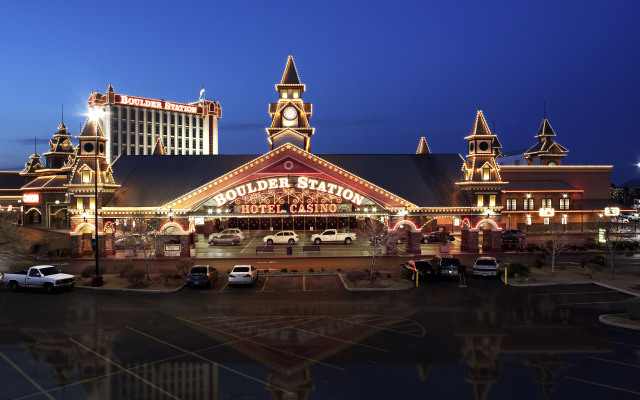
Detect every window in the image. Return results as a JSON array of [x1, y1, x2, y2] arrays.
[[121, 121, 127, 132], [523, 198, 534, 211], [82, 170, 91, 183], [559, 198, 570, 210], [178, 115, 182, 126], [477, 195, 484, 207], [561, 215, 568, 225], [541, 198, 552, 208], [506, 198, 517, 211], [171, 115, 175, 124], [489, 195, 496, 207], [147, 111, 152, 121], [89, 197, 95, 210], [163, 113, 167, 123], [281, 90, 288, 98], [76, 197, 83, 209], [121, 108, 127, 119], [293, 89, 299, 98], [130, 121, 135, 132], [138, 110, 144, 120], [526, 215, 532, 225], [482, 167, 491, 181], [543, 217, 550, 225]]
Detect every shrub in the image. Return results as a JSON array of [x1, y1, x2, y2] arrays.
[[126, 268, 147, 286], [346, 269, 368, 286], [589, 254, 606, 267], [506, 262, 530, 278], [160, 269, 175, 285], [9, 260, 37, 273], [625, 297, 640, 321], [584, 237, 598, 249], [308, 268, 314, 273], [526, 243, 542, 252], [81, 265, 106, 278], [114, 260, 135, 277], [291, 269, 298, 273], [176, 259, 194, 275], [48, 248, 71, 258], [280, 268, 288, 273], [389, 265, 402, 280], [533, 253, 546, 269]]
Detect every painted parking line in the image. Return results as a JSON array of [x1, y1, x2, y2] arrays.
[[68, 338, 181, 400], [601, 339, 640, 349], [292, 327, 390, 353], [556, 300, 627, 306], [240, 237, 257, 253], [328, 315, 426, 338], [564, 376, 640, 396], [0, 352, 56, 400], [219, 281, 229, 292], [532, 290, 619, 296], [587, 356, 640, 369], [126, 326, 293, 394], [259, 276, 269, 292]]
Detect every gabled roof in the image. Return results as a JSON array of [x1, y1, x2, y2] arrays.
[[535, 119, 556, 138], [106, 153, 470, 209], [280, 55, 301, 85]]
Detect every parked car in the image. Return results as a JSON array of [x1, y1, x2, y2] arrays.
[[501, 229, 526, 242], [403, 260, 436, 281], [439, 257, 461, 277], [473, 257, 499, 277], [263, 231, 299, 245], [208, 228, 245, 242], [186, 265, 218, 288], [310, 229, 356, 245], [421, 232, 455, 244], [2, 265, 76, 293], [209, 234, 241, 246], [228, 265, 259, 286], [370, 234, 405, 244]]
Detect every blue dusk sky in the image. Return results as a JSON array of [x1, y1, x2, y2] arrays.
[[0, 1, 639, 184]]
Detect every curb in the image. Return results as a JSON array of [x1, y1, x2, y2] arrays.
[[599, 314, 640, 331], [75, 284, 186, 294], [504, 278, 640, 297]]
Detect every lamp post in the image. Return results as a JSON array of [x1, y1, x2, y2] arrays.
[[92, 133, 103, 287]]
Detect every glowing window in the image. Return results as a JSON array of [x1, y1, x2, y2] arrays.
[[489, 195, 496, 207], [543, 217, 550, 225], [293, 89, 299, 98], [477, 195, 484, 207], [561, 215, 568, 225], [82, 170, 91, 183], [559, 198, 570, 210], [76, 197, 83, 209], [482, 167, 490, 181], [526, 215, 531, 225], [281, 90, 288, 98], [89, 197, 95, 210]]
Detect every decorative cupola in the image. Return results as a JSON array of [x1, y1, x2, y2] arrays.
[[416, 137, 431, 154], [266, 55, 315, 151], [20, 153, 44, 180], [524, 119, 568, 166], [456, 110, 506, 210], [43, 123, 75, 169]]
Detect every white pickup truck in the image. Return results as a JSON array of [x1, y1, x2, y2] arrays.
[[310, 229, 356, 245], [3, 265, 76, 293]]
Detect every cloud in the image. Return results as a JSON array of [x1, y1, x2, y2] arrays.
[[14, 137, 50, 146]]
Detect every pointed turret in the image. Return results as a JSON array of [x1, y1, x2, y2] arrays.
[[21, 153, 44, 176], [524, 119, 568, 166], [267, 56, 314, 152], [152, 137, 165, 155], [44, 122, 75, 169], [416, 137, 431, 154]]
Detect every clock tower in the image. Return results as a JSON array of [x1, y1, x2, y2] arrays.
[[266, 55, 314, 151]]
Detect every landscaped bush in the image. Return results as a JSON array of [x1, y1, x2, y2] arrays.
[[176, 259, 194, 275], [506, 262, 530, 278], [81, 265, 107, 278], [114, 260, 135, 277], [589, 254, 606, 267], [625, 297, 640, 321], [389, 265, 402, 280], [47, 248, 71, 258], [525, 243, 542, 252], [533, 253, 546, 269], [8, 260, 37, 273], [502, 243, 517, 252], [346, 269, 368, 286], [126, 268, 147, 286], [160, 269, 177, 285], [280, 268, 288, 273], [584, 237, 598, 249]]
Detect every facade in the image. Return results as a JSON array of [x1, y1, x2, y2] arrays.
[[5, 55, 628, 257], [88, 85, 221, 163]]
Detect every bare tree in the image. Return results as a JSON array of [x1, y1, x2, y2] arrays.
[[355, 218, 398, 277], [117, 215, 179, 281], [0, 211, 27, 254], [533, 221, 574, 273], [601, 218, 638, 275]]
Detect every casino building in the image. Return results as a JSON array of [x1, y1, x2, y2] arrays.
[[88, 85, 221, 163], [4, 55, 625, 257]]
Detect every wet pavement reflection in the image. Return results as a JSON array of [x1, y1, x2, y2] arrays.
[[0, 279, 638, 399]]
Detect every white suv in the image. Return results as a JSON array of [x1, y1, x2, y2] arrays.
[[473, 257, 499, 277], [263, 231, 299, 245], [208, 228, 245, 243]]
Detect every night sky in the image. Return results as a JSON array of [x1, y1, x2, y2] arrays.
[[1, 1, 639, 184]]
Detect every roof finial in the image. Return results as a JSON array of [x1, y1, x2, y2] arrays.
[[61, 104, 64, 124], [34, 136, 36, 155]]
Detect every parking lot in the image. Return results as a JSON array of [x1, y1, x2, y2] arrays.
[[186, 274, 342, 294]]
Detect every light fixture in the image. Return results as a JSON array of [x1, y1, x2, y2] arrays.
[[216, 208, 221, 214], [55, 200, 60, 205], [207, 209, 213, 214], [168, 208, 174, 222]]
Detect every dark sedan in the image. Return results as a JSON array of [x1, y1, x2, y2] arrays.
[[421, 232, 455, 244], [209, 234, 241, 246], [186, 265, 218, 288]]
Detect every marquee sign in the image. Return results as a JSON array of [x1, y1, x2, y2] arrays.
[[603, 207, 620, 217], [213, 176, 367, 208], [538, 208, 555, 217], [23, 193, 40, 204], [117, 95, 201, 114]]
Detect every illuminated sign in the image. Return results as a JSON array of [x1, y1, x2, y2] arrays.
[[598, 228, 606, 244], [118, 95, 200, 114], [604, 207, 620, 216], [238, 203, 340, 214], [23, 193, 40, 204], [213, 176, 366, 207], [164, 244, 181, 257], [538, 208, 555, 217]]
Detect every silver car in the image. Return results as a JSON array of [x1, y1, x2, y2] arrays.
[[209, 234, 241, 246], [228, 265, 258, 286]]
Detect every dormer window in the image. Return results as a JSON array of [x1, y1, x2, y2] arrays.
[[293, 89, 299, 98], [482, 167, 491, 181], [82, 170, 91, 183], [281, 90, 288, 98]]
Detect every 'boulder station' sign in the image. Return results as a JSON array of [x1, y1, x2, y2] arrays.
[[212, 177, 367, 212]]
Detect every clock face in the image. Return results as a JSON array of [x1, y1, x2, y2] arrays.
[[283, 106, 298, 121]]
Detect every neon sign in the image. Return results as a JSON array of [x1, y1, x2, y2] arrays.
[[538, 208, 555, 217], [239, 203, 340, 214], [23, 193, 40, 204], [118, 95, 200, 114], [213, 176, 366, 207]]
